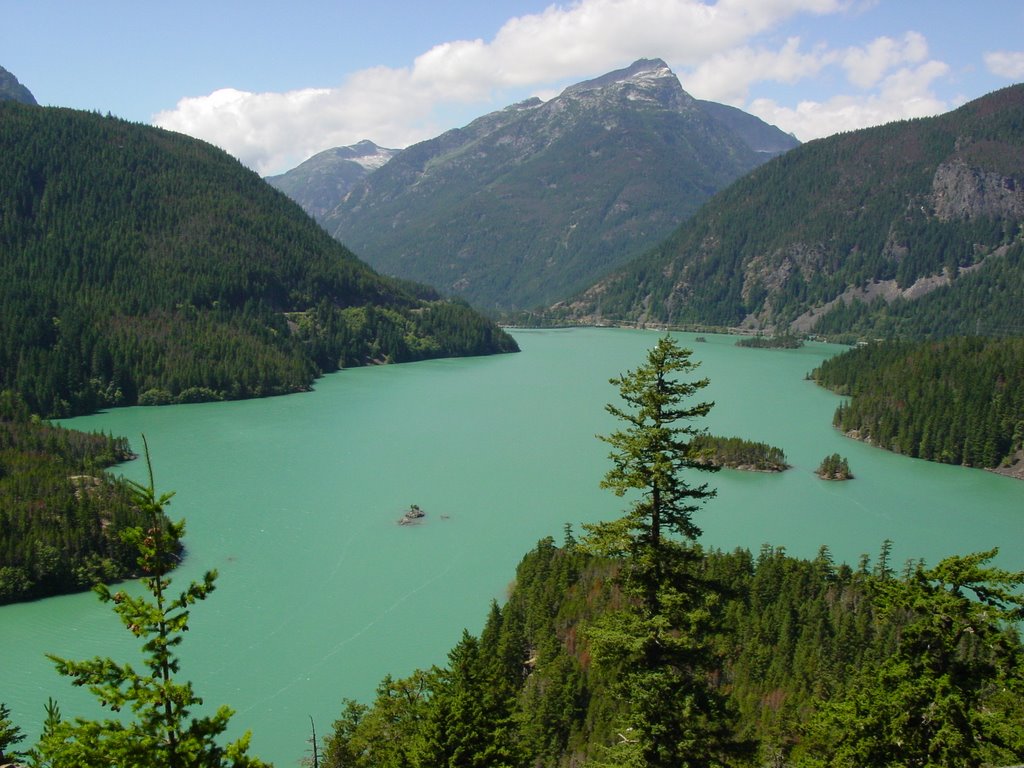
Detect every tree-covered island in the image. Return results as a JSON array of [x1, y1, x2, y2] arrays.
[[816, 452, 853, 480], [689, 434, 790, 471], [735, 333, 804, 349]]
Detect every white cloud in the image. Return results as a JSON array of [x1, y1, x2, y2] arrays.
[[985, 50, 1024, 79], [841, 31, 928, 89], [152, 0, 961, 174], [682, 37, 836, 105], [748, 58, 950, 140], [153, 0, 850, 174]]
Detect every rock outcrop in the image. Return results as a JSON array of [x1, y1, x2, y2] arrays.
[[932, 160, 1024, 221]]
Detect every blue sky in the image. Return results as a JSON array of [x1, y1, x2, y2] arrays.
[[4, 1, 1023, 175]]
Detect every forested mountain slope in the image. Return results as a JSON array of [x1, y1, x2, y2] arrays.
[[0, 102, 517, 418], [0, 65, 36, 105], [558, 83, 1024, 337], [322, 59, 798, 311]]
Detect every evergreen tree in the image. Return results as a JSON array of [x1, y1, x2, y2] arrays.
[[583, 336, 745, 767], [35, 446, 269, 768], [0, 702, 26, 763], [798, 549, 1024, 767], [588, 334, 717, 591]]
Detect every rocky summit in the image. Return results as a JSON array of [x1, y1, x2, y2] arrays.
[[266, 140, 399, 223], [314, 58, 797, 311]]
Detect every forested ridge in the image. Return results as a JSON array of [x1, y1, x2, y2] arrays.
[[556, 83, 1024, 337], [0, 392, 166, 604], [812, 336, 1024, 471], [322, 537, 1024, 767], [0, 102, 517, 419]]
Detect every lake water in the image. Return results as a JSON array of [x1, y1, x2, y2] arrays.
[[2, 328, 1021, 766]]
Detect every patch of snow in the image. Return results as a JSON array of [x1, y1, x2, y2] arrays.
[[350, 148, 398, 170]]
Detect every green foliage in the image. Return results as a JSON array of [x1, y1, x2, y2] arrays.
[[815, 453, 852, 480], [735, 334, 803, 349], [579, 336, 748, 767], [557, 84, 1024, 336], [34, 448, 269, 767], [591, 335, 717, 548], [0, 391, 161, 604], [324, 535, 1024, 768], [813, 242, 1024, 340], [813, 336, 1024, 469], [689, 435, 789, 471], [0, 702, 26, 763], [323, 672, 435, 768], [797, 550, 1024, 767], [0, 101, 516, 418]]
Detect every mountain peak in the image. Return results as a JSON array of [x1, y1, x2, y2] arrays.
[[0, 65, 37, 105], [321, 59, 796, 311], [265, 140, 399, 221], [341, 140, 400, 170], [565, 58, 672, 91], [561, 57, 693, 111]]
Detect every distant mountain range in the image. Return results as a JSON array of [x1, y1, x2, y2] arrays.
[[265, 140, 399, 221], [0, 65, 37, 105], [556, 83, 1024, 340], [0, 102, 516, 418], [296, 59, 796, 311]]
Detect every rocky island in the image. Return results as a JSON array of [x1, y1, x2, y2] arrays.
[[398, 504, 426, 525]]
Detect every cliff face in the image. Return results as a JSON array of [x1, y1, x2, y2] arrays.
[[932, 160, 1024, 221]]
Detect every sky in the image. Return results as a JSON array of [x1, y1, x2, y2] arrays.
[[4, 0, 1024, 176]]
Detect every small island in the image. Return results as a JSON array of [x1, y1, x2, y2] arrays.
[[736, 333, 804, 349], [398, 504, 426, 525], [816, 453, 853, 480], [690, 435, 790, 472]]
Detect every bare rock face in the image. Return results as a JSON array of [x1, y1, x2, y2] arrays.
[[931, 160, 1024, 221]]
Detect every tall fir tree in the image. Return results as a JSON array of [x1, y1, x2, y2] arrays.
[[583, 336, 746, 767]]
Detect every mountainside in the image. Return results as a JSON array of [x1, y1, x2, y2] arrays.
[[265, 140, 398, 222], [0, 102, 517, 418], [558, 83, 1024, 338], [0, 65, 36, 105], [321, 58, 798, 311]]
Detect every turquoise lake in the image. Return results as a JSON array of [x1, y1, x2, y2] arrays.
[[2, 327, 1021, 765]]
